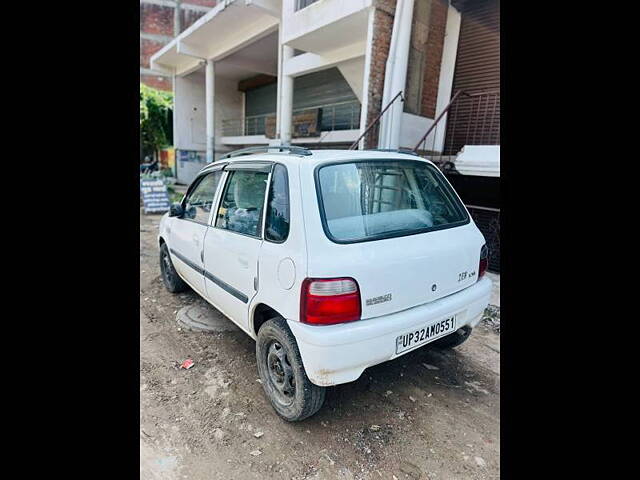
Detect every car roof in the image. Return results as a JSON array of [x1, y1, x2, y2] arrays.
[[201, 149, 432, 173]]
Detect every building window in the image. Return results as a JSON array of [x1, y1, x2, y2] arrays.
[[295, 0, 319, 12]]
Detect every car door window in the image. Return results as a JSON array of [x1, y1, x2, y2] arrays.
[[265, 164, 290, 242], [183, 171, 223, 224], [216, 170, 269, 237]]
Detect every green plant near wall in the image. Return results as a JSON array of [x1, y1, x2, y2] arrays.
[[140, 83, 173, 160]]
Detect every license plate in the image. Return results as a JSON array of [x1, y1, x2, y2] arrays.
[[395, 315, 458, 354]]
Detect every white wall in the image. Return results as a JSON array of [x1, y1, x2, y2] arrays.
[[399, 112, 435, 151], [175, 70, 243, 156], [337, 56, 365, 103], [214, 76, 244, 156], [433, 5, 461, 153], [174, 70, 206, 152]]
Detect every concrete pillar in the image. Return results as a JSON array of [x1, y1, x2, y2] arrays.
[[379, 0, 415, 150], [274, 26, 283, 145], [205, 59, 215, 163], [280, 46, 295, 145], [359, 6, 376, 150]]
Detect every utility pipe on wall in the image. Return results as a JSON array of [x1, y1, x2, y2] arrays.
[[174, 0, 182, 36], [378, 0, 414, 150], [205, 59, 215, 163]]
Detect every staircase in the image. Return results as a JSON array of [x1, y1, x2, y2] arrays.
[[413, 90, 501, 273], [349, 91, 404, 150]]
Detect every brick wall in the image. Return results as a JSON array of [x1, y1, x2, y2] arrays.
[[182, 6, 209, 30], [420, 0, 448, 118], [364, 0, 397, 148], [141, 38, 165, 70], [140, 3, 174, 36], [364, 0, 449, 147], [141, 74, 173, 91], [184, 0, 218, 6]]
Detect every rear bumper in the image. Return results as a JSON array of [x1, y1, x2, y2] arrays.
[[288, 277, 492, 386]]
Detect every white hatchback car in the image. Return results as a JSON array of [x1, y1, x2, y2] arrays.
[[159, 147, 492, 421]]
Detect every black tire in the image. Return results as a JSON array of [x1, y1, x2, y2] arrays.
[[430, 325, 472, 349], [159, 243, 188, 293], [256, 317, 326, 421]]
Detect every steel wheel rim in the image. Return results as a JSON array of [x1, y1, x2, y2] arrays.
[[265, 340, 296, 407]]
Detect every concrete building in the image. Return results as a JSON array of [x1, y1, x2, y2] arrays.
[[149, 0, 500, 270], [141, 0, 218, 91]]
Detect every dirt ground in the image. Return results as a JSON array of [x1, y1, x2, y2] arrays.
[[140, 212, 500, 480]]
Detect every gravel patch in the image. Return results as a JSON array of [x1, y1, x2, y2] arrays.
[[481, 305, 500, 334]]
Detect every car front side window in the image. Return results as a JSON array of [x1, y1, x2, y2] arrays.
[[183, 171, 223, 224], [216, 170, 269, 237]]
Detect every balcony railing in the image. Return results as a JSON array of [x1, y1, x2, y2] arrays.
[[222, 100, 360, 137], [444, 90, 500, 155], [222, 114, 271, 137], [298, 100, 360, 133], [413, 90, 500, 158]]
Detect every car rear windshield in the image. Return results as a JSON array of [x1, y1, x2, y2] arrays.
[[316, 160, 469, 243]]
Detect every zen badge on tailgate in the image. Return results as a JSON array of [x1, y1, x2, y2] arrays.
[[366, 293, 392, 306]]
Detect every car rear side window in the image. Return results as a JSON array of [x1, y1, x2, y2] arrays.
[[215, 170, 269, 237], [316, 160, 469, 243], [265, 164, 290, 242]]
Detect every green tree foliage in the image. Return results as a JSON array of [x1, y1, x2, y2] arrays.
[[140, 83, 173, 159]]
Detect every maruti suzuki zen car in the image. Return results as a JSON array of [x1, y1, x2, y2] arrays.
[[158, 147, 491, 421]]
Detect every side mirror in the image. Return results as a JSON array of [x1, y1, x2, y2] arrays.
[[169, 203, 184, 217]]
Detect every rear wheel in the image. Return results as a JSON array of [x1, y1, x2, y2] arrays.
[[430, 326, 472, 349], [256, 317, 325, 421], [160, 243, 188, 293]]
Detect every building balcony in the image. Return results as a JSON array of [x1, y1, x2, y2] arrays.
[[281, 0, 372, 55], [221, 100, 361, 145]]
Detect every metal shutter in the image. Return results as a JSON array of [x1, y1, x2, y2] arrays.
[[245, 83, 277, 117], [444, 0, 500, 155], [244, 67, 360, 133], [293, 67, 360, 131]]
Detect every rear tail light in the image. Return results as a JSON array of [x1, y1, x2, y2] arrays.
[[479, 244, 489, 279], [300, 277, 361, 325]]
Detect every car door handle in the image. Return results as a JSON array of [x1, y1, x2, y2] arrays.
[[238, 257, 249, 268], [192, 234, 200, 245]]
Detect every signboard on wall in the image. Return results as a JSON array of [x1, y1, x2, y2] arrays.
[[176, 149, 207, 185], [178, 150, 203, 163], [265, 115, 277, 139], [263, 110, 322, 139], [293, 109, 322, 138], [140, 178, 170, 213]]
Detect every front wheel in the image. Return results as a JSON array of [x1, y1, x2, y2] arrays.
[[256, 317, 326, 421]]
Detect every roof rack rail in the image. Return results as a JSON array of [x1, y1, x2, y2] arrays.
[[364, 148, 421, 157], [221, 146, 312, 159]]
